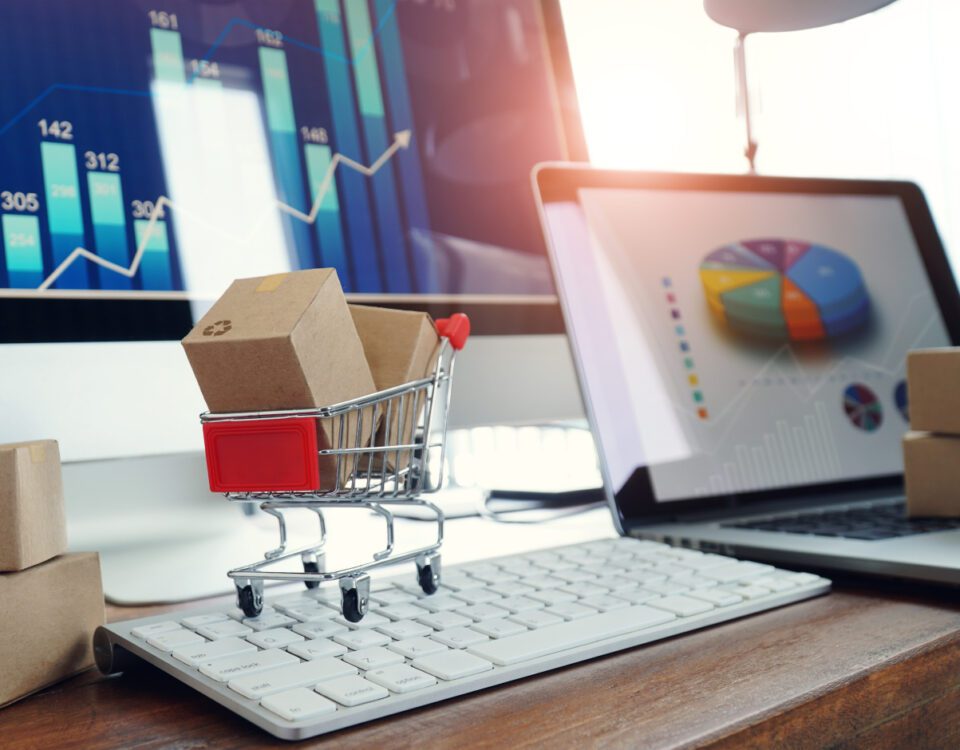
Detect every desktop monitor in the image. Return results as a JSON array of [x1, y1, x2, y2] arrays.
[[0, 0, 586, 599]]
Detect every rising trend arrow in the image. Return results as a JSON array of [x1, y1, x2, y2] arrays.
[[37, 130, 413, 291]]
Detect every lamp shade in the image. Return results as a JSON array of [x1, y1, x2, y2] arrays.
[[704, 0, 898, 33]]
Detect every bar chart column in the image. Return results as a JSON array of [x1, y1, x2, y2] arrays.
[[2, 214, 44, 288], [304, 142, 348, 282], [258, 45, 316, 271], [313, 0, 382, 292], [342, 0, 413, 293], [372, 0, 438, 293], [134, 219, 173, 290], [87, 172, 131, 290], [150, 28, 187, 83], [40, 141, 87, 289]]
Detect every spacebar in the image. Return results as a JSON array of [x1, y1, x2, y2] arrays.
[[468, 606, 676, 666]]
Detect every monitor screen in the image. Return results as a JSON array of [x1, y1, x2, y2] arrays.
[[0, 0, 578, 342], [541, 175, 953, 507]]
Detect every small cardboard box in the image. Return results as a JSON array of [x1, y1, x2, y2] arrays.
[[0, 440, 67, 572], [907, 349, 960, 434], [0, 552, 104, 707], [183, 270, 377, 488], [350, 305, 440, 470], [903, 431, 960, 517]]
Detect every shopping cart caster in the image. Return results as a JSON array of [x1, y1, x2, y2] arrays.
[[236, 579, 264, 618], [339, 574, 371, 623], [302, 551, 323, 590], [416, 552, 441, 595]]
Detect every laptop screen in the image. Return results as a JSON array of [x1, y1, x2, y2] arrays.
[[537, 170, 956, 517]]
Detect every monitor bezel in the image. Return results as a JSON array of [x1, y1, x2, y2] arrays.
[[0, 0, 583, 342], [535, 164, 960, 530]]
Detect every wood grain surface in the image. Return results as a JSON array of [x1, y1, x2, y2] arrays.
[[2, 586, 960, 750]]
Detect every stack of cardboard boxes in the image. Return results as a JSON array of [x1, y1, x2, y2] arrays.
[[182, 269, 441, 489], [903, 349, 960, 516], [0, 440, 104, 707]]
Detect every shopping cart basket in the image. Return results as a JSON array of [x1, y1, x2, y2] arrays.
[[200, 313, 470, 622]]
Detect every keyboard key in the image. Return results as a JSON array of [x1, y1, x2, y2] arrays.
[[279, 605, 337, 623], [315, 675, 390, 707], [646, 595, 715, 617], [519, 575, 568, 590], [721, 583, 772, 600], [572, 594, 630, 613], [131, 621, 181, 639], [528, 588, 578, 606], [247, 628, 305, 650], [365, 665, 437, 694], [369, 589, 418, 606], [437, 572, 481, 591], [543, 602, 598, 621], [414, 595, 464, 613], [228, 657, 357, 700], [615, 588, 662, 606], [558, 583, 610, 599], [335, 612, 390, 629], [670, 574, 715, 590], [497, 596, 544, 614], [173, 637, 257, 668], [199, 648, 299, 683], [197, 619, 254, 640], [261, 688, 337, 722], [287, 638, 347, 660], [554, 570, 595, 584], [508, 610, 564, 629], [452, 588, 502, 605], [701, 562, 774, 583], [293, 621, 347, 640], [333, 629, 391, 650], [787, 572, 821, 585], [470, 619, 528, 639], [466, 571, 519, 586], [455, 603, 511, 622], [753, 576, 798, 592], [180, 613, 229, 629], [378, 603, 427, 621], [469, 605, 675, 666], [641, 580, 691, 596], [413, 650, 494, 681], [243, 612, 296, 631], [389, 637, 448, 659], [430, 627, 490, 649], [602, 576, 641, 593], [417, 611, 472, 630], [377, 619, 433, 640], [485, 581, 535, 597], [687, 589, 743, 607], [147, 629, 206, 652], [343, 646, 405, 671]]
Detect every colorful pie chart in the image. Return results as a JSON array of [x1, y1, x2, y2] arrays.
[[699, 239, 870, 342], [843, 383, 883, 432]]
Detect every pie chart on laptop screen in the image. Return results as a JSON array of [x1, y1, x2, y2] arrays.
[[699, 239, 870, 342]]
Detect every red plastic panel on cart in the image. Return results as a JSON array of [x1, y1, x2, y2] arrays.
[[203, 418, 320, 493]]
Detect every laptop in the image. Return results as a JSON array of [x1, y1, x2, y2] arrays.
[[534, 164, 960, 586]]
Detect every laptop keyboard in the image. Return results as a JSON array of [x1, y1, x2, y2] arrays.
[[723, 501, 960, 540], [98, 537, 829, 740]]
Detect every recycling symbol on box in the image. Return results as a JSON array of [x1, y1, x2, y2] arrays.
[[203, 320, 233, 337]]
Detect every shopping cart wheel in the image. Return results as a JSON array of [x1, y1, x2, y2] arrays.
[[339, 574, 370, 623], [416, 552, 441, 595], [302, 551, 322, 590], [236, 581, 263, 618]]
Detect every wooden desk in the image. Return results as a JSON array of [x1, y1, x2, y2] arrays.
[[3, 583, 960, 749]]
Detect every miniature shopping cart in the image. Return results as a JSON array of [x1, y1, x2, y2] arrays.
[[199, 313, 470, 623]]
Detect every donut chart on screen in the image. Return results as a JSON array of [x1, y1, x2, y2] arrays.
[[699, 239, 870, 342]]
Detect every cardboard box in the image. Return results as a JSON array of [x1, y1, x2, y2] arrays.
[[183, 270, 377, 489], [907, 348, 960, 434], [0, 440, 67, 572], [0, 552, 104, 707], [350, 305, 440, 471], [903, 431, 960, 517]]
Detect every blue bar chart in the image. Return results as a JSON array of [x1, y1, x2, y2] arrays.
[[134, 219, 173, 290], [87, 172, 130, 289], [40, 141, 87, 289], [304, 143, 348, 282], [2, 214, 43, 288]]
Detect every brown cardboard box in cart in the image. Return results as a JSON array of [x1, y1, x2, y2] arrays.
[[903, 432, 960, 517], [349, 305, 441, 471], [182, 270, 377, 488], [0, 552, 104, 707], [0, 439, 68, 572]]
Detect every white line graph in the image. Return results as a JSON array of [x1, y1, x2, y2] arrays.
[[36, 130, 412, 291]]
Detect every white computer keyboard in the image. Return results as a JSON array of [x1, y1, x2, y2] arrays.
[[95, 537, 830, 740]]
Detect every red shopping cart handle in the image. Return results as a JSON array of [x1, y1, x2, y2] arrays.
[[436, 313, 470, 350]]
